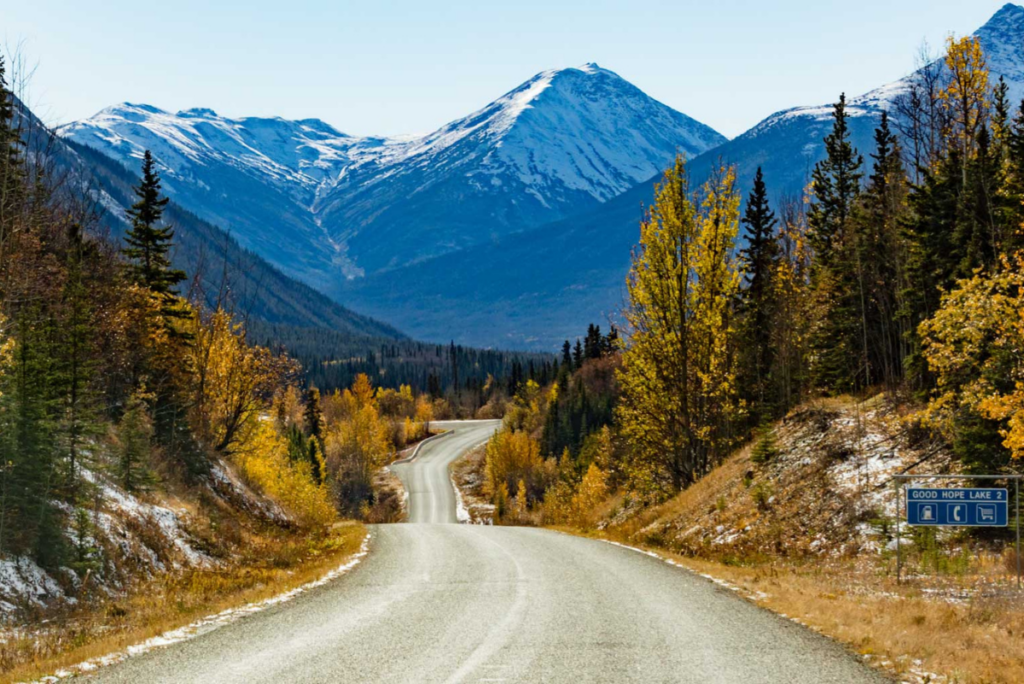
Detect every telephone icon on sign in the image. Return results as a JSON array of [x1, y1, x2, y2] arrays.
[[950, 504, 965, 522]]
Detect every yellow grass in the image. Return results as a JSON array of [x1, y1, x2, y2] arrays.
[[0, 523, 366, 684]]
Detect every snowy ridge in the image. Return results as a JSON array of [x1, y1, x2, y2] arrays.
[[62, 63, 726, 280], [747, 3, 1024, 141]]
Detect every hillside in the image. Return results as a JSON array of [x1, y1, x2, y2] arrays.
[[64, 140, 404, 340]]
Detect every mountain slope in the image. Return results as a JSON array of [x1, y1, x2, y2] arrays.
[[343, 4, 1024, 350], [62, 64, 725, 284], [36, 110, 405, 339], [313, 63, 725, 275]]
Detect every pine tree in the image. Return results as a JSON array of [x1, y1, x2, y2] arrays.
[[738, 166, 779, 423], [561, 340, 572, 370], [59, 224, 102, 493], [572, 339, 583, 369], [807, 94, 865, 391], [122, 151, 186, 296], [304, 387, 324, 443], [856, 112, 910, 387]]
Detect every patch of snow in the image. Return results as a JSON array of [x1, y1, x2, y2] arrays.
[[0, 558, 62, 610]]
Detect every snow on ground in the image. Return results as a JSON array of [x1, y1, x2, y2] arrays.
[[0, 558, 63, 613], [80, 469, 210, 568]]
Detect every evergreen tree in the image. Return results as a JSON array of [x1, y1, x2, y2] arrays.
[[572, 339, 583, 369], [58, 224, 102, 493], [116, 388, 155, 492], [304, 387, 324, 443], [561, 340, 572, 370], [122, 151, 186, 296], [738, 167, 779, 423], [856, 112, 910, 387], [807, 94, 865, 391]]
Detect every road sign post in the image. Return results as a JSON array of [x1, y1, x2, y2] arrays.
[[893, 474, 1022, 588]]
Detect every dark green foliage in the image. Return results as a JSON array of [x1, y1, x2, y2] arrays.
[[252, 321, 549, 397], [750, 429, 778, 465], [116, 390, 156, 492], [542, 325, 619, 460], [738, 167, 780, 424], [850, 112, 911, 388], [122, 151, 187, 297], [807, 94, 865, 392], [304, 387, 324, 442]]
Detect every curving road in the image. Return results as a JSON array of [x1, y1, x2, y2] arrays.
[[85, 420, 886, 683], [391, 420, 501, 523]]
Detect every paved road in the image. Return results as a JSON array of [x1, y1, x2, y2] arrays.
[[86, 421, 886, 683], [391, 420, 501, 523]]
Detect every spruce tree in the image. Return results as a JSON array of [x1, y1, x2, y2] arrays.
[[561, 340, 572, 370], [116, 388, 156, 492], [122, 151, 186, 296], [738, 167, 779, 423], [857, 112, 910, 387], [304, 387, 324, 443], [807, 94, 864, 392]]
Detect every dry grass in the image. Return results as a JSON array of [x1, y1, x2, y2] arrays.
[[669, 553, 1024, 683], [0, 522, 366, 684]]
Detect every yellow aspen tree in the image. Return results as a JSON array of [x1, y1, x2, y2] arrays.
[[919, 252, 1024, 462], [939, 35, 990, 182], [188, 309, 294, 454], [513, 478, 528, 521], [570, 463, 607, 529], [617, 157, 742, 494]]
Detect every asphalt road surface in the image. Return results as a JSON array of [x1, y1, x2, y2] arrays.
[[85, 420, 886, 683]]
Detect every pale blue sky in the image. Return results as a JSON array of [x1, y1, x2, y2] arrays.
[[5, 0, 1011, 138]]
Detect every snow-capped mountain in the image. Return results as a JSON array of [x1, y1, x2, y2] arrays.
[[63, 64, 725, 285], [337, 4, 1024, 350]]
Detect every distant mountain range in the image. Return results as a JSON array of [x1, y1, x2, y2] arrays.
[[15, 99, 403, 341], [63, 64, 724, 288], [61, 4, 1024, 350]]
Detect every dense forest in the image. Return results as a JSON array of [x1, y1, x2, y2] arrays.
[[482, 35, 1024, 524], [253, 321, 551, 396]]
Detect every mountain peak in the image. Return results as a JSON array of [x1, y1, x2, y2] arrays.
[[979, 3, 1024, 36]]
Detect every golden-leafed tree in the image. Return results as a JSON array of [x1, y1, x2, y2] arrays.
[[188, 309, 295, 454], [918, 251, 1024, 469], [324, 373, 392, 514], [940, 34, 989, 175], [617, 156, 742, 494]]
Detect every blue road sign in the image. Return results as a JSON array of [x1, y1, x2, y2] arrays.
[[906, 487, 1008, 527]]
